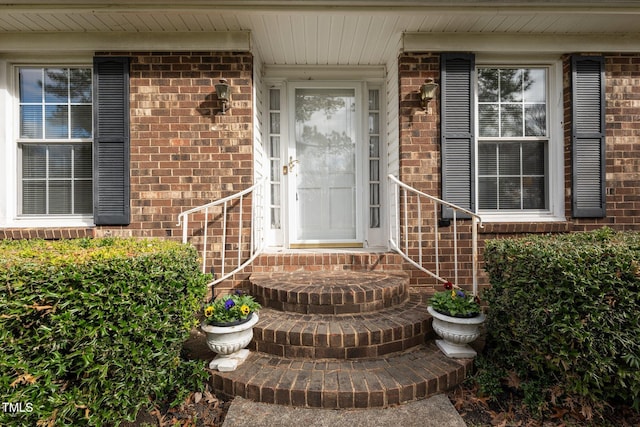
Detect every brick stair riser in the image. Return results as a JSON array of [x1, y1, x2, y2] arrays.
[[205, 268, 474, 409], [251, 253, 407, 273], [250, 334, 428, 359], [257, 295, 408, 315], [248, 293, 433, 359], [209, 344, 472, 409], [249, 270, 409, 314]]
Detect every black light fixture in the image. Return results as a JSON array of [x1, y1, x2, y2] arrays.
[[215, 78, 230, 114], [420, 78, 439, 110]]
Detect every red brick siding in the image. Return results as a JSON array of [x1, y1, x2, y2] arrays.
[[398, 53, 440, 196], [602, 54, 640, 230], [1, 51, 253, 244], [0, 228, 94, 240], [121, 51, 253, 238], [398, 53, 473, 288], [4, 50, 640, 293], [120, 51, 254, 279], [397, 52, 640, 291]]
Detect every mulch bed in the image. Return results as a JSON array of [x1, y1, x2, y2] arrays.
[[448, 382, 640, 427], [121, 385, 231, 427], [125, 381, 639, 427]]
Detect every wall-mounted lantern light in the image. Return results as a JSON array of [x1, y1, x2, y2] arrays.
[[215, 78, 230, 114], [420, 78, 439, 111]]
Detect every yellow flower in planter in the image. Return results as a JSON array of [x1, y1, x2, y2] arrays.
[[429, 281, 481, 318], [240, 304, 250, 316], [202, 290, 261, 325]]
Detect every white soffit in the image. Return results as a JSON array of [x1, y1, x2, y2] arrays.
[[2, 2, 640, 64]]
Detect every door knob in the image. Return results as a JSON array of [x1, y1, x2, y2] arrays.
[[283, 157, 299, 175], [288, 156, 299, 171]]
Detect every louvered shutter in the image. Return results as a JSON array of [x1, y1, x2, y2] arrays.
[[93, 56, 130, 225], [572, 56, 606, 218], [441, 53, 475, 219]]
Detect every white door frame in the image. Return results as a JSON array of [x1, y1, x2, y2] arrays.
[[262, 67, 388, 250]]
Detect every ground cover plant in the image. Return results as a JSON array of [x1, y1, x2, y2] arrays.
[[0, 237, 210, 426], [481, 227, 640, 420]]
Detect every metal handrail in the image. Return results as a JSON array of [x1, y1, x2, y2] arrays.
[[177, 176, 267, 287], [388, 174, 483, 296]]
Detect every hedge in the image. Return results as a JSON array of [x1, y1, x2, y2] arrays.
[[483, 227, 640, 412], [0, 238, 209, 426]]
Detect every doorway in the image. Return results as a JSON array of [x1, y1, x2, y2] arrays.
[[265, 78, 384, 249], [286, 85, 362, 247]]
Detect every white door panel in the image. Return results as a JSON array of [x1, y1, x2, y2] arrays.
[[288, 85, 361, 245]]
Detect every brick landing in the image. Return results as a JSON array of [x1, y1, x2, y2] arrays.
[[207, 269, 474, 409], [250, 251, 406, 273]]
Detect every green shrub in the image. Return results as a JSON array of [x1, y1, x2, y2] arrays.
[[483, 227, 640, 412], [470, 355, 505, 402], [0, 238, 209, 426]]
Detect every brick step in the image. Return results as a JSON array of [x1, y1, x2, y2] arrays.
[[250, 251, 406, 273], [249, 271, 409, 314], [209, 342, 472, 409], [250, 292, 432, 359]]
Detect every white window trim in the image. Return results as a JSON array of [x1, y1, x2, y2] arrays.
[[1, 58, 95, 228], [474, 56, 565, 223], [264, 82, 284, 247], [365, 83, 386, 248]]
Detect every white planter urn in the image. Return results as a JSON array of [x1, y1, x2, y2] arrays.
[[427, 306, 485, 359], [201, 313, 259, 372]]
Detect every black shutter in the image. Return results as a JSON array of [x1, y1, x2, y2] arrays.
[[93, 56, 130, 225], [440, 53, 475, 219], [571, 56, 606, 218]]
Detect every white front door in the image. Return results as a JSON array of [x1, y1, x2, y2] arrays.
[[287, 84, 362, 247]]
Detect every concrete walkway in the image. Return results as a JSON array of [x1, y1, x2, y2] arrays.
[[222, 394, 466, 427]]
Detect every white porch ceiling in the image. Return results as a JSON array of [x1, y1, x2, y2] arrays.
[[2, 1, 640, 64]]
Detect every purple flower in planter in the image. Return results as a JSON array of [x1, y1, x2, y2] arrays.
[[224, 299, 235, 310], [456, 290, 466, 298]]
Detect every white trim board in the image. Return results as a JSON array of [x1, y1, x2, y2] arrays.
[[0, 31, 251, 53], [403, 32, 640, 54]]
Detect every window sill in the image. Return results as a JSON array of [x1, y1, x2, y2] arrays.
[[478, 211, 565, 222], [3, 216, 94, 228], [479, 221, 571, 235]]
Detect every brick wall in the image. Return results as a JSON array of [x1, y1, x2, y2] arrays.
[[1, 51, 254, 245], [109, 51, 253, 240], [601, 54, 640, 230], [398, 53, 440, 196], [118, 51, 255, 280], [397, 52, 640, 290], [397, 53, 473, 288], [4, 50, 640, 293], [0, 228, 94, 240]]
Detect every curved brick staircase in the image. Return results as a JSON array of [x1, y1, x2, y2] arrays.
[[207, 261, 474, 409]]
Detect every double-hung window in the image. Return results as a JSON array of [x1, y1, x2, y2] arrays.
[[18, 66, 93, 216], [441, 54, 565, 222], [477, 67, 548, 212]]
